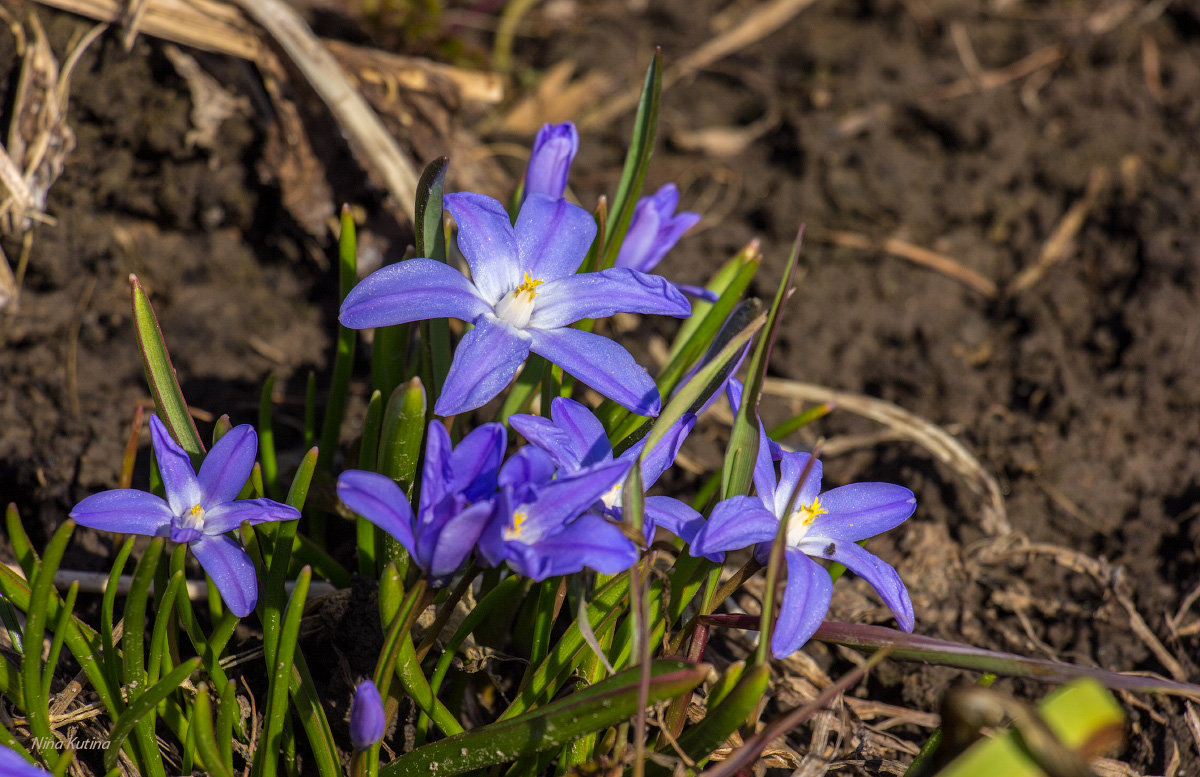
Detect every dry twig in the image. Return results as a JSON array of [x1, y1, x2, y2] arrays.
[[1009, 166, 1109, 294], [816, 228, 998, 298]]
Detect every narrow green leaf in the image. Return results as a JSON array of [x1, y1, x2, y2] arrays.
[[216, 679, 237, 770], [259, 374, 279, 498], [668, 240, 761, 359], [193, 684, 235, 777], [5, 503, 36, 578], [382, 661, 708, 777], [258, 566, 311, 777], [101, 537, 135, 691], [723, 227, 805, 500], [0, 562, 120, 718], [288, 652, 344, 777], [600, 50, 662, 269], [22, 520, 76, 745], [104, 657, 202, 772], [124, 538, 167, 777], [304, 370, 318, 451], [318, 205, 360, 472], [500, 574, 632, 720], [147, 571, 185, 686], [130, 274, 204, 461], [41, 581, 78, 704], [415, 158, 451, 398]]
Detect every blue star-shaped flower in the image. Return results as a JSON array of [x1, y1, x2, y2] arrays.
[[338, 192, 690, 417], [70, 415, 299, 617], [692, 449, 916, 659]]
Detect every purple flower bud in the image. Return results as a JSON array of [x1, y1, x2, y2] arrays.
[[614, 184, 700, 273], [349, 680, 385, 750], [523, 123, 579, 200]]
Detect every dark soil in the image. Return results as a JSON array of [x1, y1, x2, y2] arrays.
[[3, 0, 1199, 774]]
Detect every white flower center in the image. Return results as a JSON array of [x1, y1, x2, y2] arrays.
[[784, 497, 827, 546], [493, 272, 544, 329], [600, 482, 623, 511]]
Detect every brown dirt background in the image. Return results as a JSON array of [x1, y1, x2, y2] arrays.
[[2, 0, 1199, 774]]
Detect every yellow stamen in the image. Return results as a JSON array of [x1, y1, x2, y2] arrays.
[[795, 496, 827, 526], [189, 504, 204, 517], [504, 510, 528, 541], [514, 272, 544, 301]]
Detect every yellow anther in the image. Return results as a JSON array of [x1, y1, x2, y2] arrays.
[[189, 504, 204, 517], [794, 497, 827, 527], [514, 272, 544, 300], [504, 510, 528, 541]]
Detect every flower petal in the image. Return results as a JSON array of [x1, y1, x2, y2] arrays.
[[722, 379, 775, 501], [644, 495, 704, 545], [529, 268, 690, 330], [70, 490, 173, 536], [550, 397, 612, 467], [509, 414, 577, 469], [799, 538, 914, 632], [523, 123, 578, 200], [339, 258, 490, 329], [337, 469, 416, 554], [498, 447, 557, 491], [519, 513, 637, 579], [444, 193, 521, 304], [349, 680, 386, 751], [202, 498, 300, 535], [809, 483, 917, 542], [198, 424, 257, 509], [421, 500, 495, 581], [150, 415, 201, 515], [448, 423, 507, 499], [690, 495, 779, 561], [774, 452, 823, 518], [515, 194, 597, 280], [527, 327, 660, 416], [520, 459, 632, 538], [771, 548, 833, 658], [614, 184, 700, 273], [190, 533, 258, 617], [637, 412, 695, 487], [419, 421, 454, 513], [434, 316, 532, 417]]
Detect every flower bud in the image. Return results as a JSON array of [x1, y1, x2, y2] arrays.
[[349, 680, 385, 750], [614, 184, 700, 273], [523, 123, 579, 200]]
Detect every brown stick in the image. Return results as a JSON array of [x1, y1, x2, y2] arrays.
[[817, 228, 999, 298]]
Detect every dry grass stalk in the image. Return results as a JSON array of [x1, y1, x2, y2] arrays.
[[1009, 166, 1109, 294], [816, 228, 998, 298]]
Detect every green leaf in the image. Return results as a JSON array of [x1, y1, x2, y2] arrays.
[[5, 503, 36, 579], [259, 375, 279, 498], [192, 684, 235, 777], [415, 158, 452, 398], [382, 661, 707, 777], [130, 274, 204, 462], [600, 51, 662, 270], [932, 679, 1123, 777], [378, 378, 427, 491], [318, 205, 360, 472], [104, 657, 202, 772], [722, 227, 804, 500], [123, 537, 167, 777], [21, 520, 76, 745], [257, 566, 311, 777]]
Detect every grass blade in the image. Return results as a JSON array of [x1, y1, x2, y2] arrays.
[[104, 657, 202, 772], [318, 205, 360, 472]]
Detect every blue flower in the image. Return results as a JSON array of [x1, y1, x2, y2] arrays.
[[691, 450, 916, 658], [70, 415, 298, 618], [509, 397, 703, 542], [339, 192, 690, 417], [476, 447, 638, 580], [349, 680, 386, 750], [523, 123, 579, 200], [338, 421, 505, 582], [615, 184, 711, 300]]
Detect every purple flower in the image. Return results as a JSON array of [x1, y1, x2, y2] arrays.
[[691, 451, 916, 658], [615, 185, 711, 301], [349, 680, 386, 750], [0, 744, 49, 776], [523, 123, 579, 200], [476, 448, 637, 580], [509, 397, 702, 542], [339, 192, 690, 417], [70, 415, 298, 618], [338, 422, 504, 582]]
